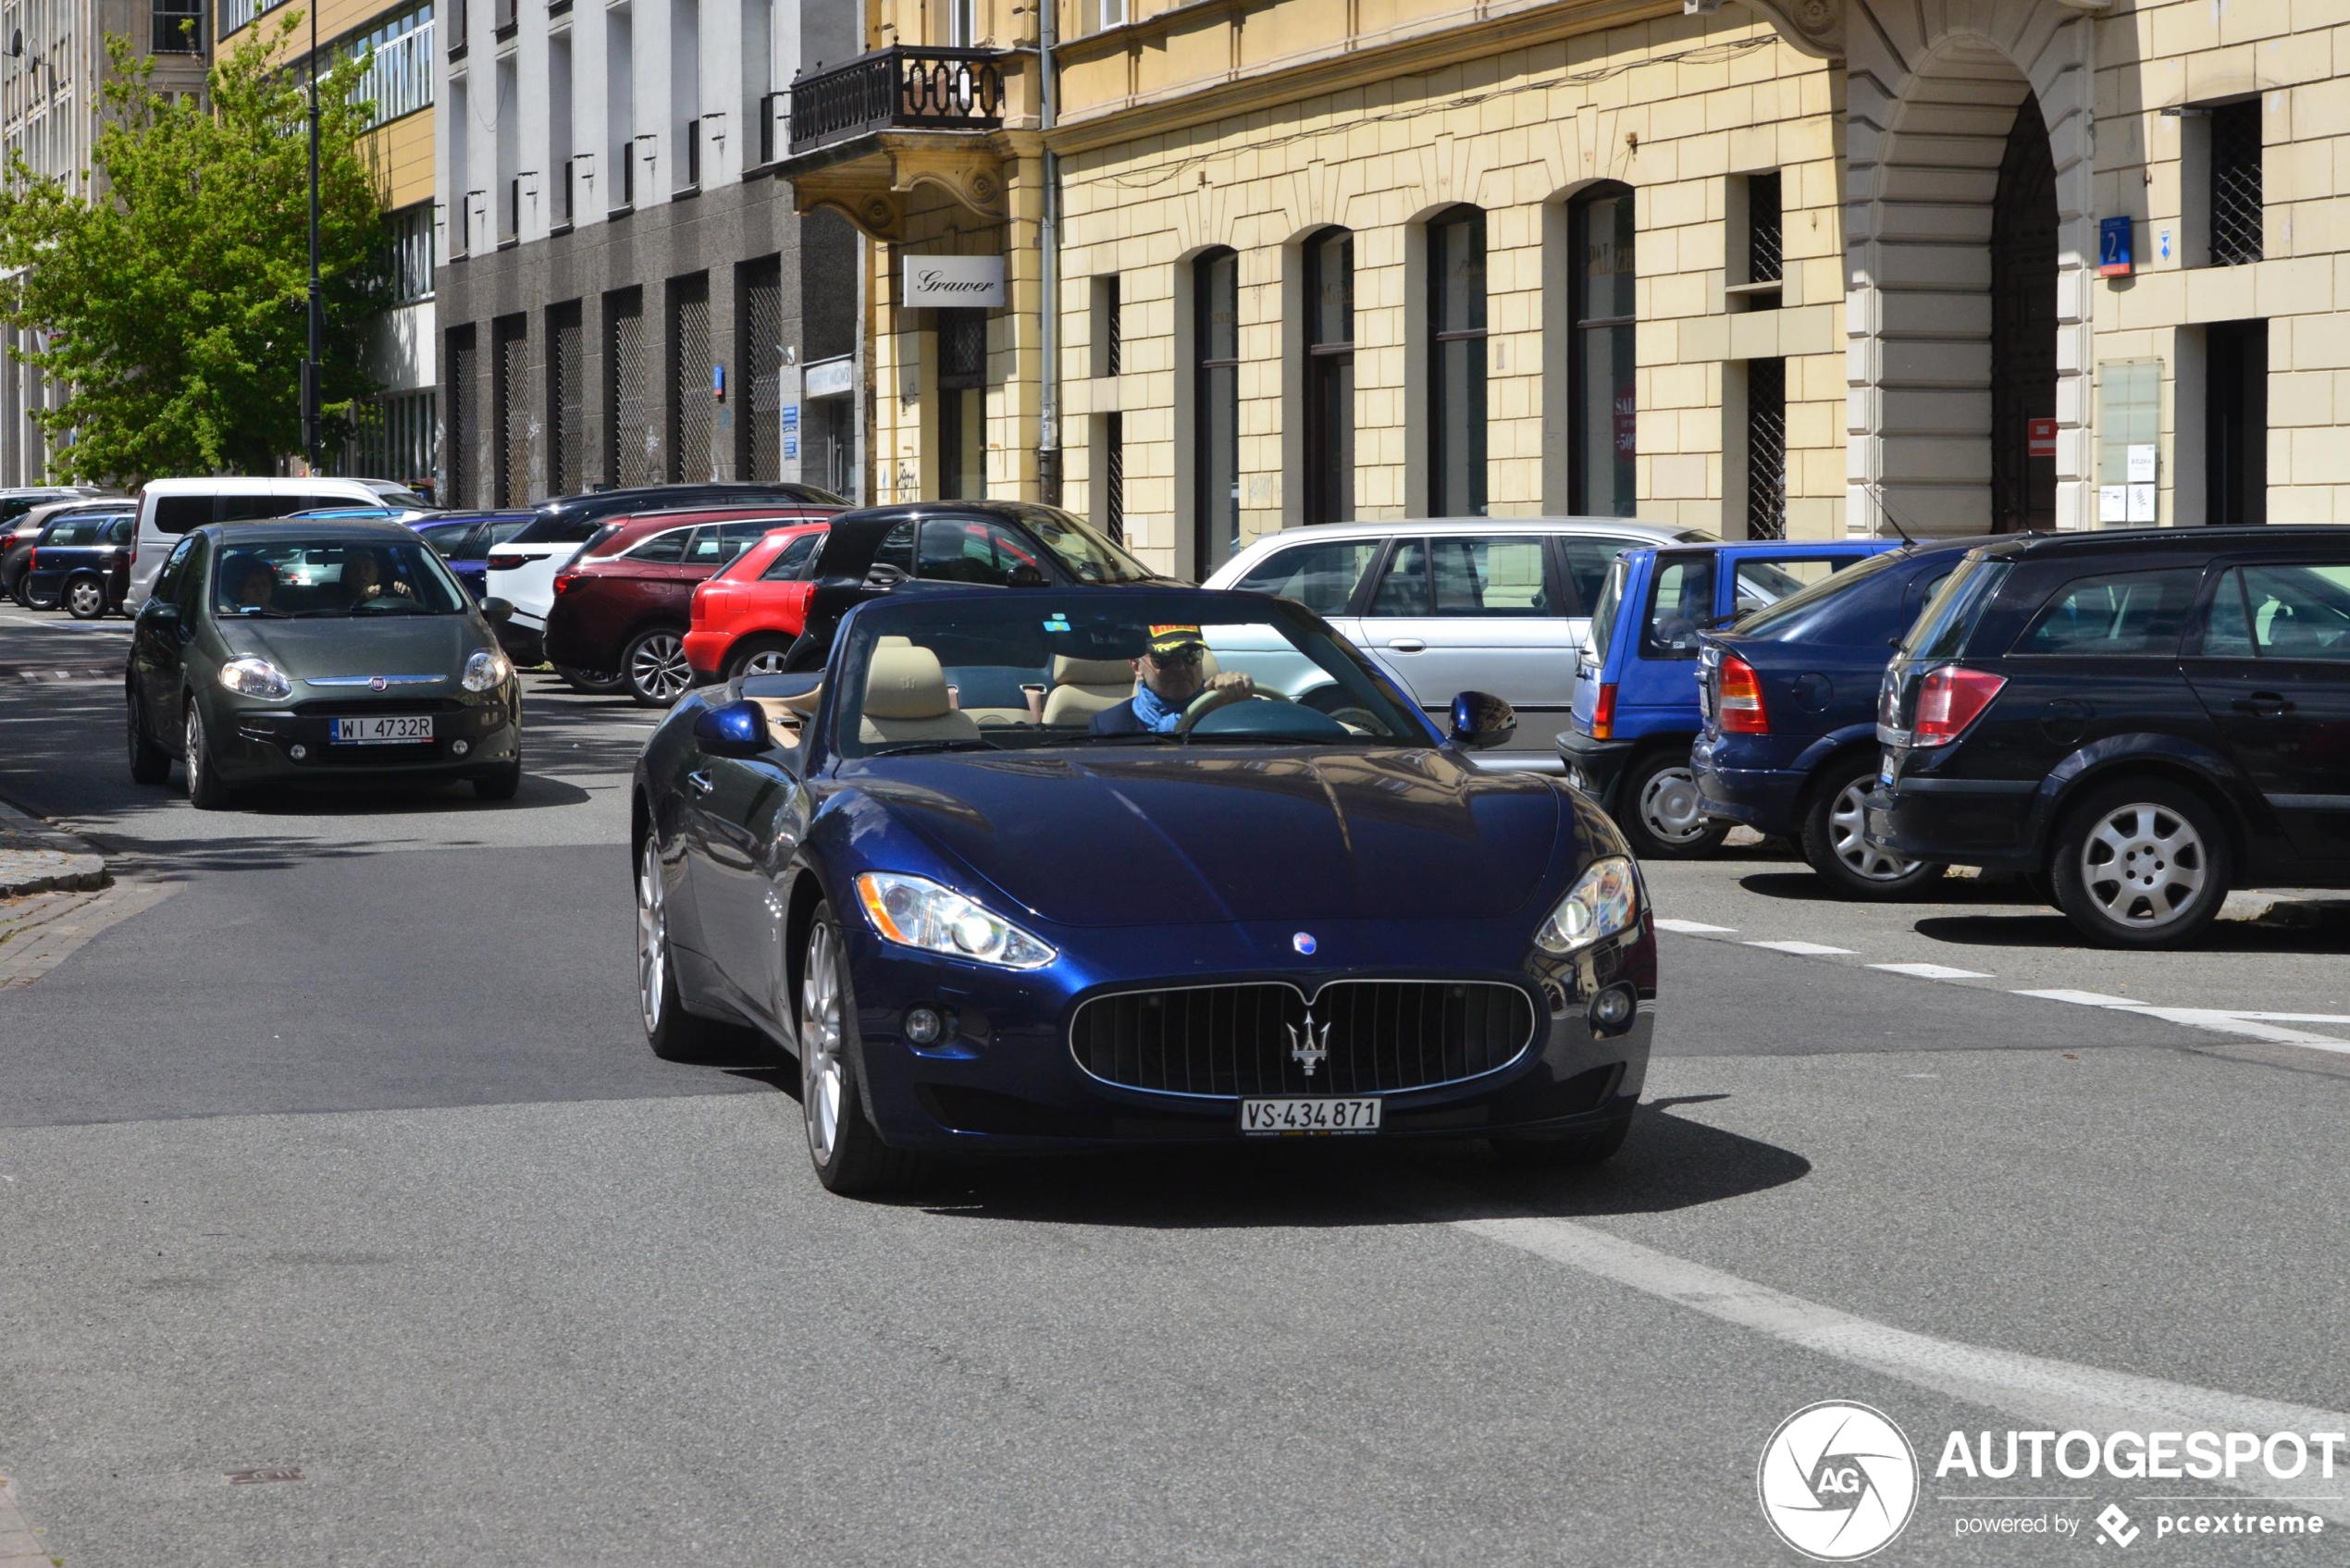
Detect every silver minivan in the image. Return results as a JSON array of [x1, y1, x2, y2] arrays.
[[1204, 518, 1713, 771]]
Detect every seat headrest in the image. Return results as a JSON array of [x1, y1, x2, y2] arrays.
[[1052, 654, 1133, 686], [877, 635, 913, 648], [865, 646, 954, 720]]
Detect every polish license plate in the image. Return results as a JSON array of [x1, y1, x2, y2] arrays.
[[1239, 1098, 1382, 1136], [1878, 760, 1896, 787], [329, 714, 433, 745]]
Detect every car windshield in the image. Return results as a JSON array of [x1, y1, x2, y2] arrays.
[[213, 538, 469, 617], [1735, 549, 1909, 636], [1901, 555, 2011, 659], [831, 593, 1431, 759], [1000, 504, 1157, 585], [1587, 558, 1626, 665]]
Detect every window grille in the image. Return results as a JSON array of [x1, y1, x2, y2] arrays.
[[1745, 358, 1787, 541], [742, 260, 783, 479], [446, 327, 477, 506], [495, 316, 529, 506], [153, 0, 203, 55], [668, 276, 713, 484], [608, 291, 657, 488], [1747, 170, 1782, 285], [2210, 100, 2262, 266], [548, 302, 586, 496]]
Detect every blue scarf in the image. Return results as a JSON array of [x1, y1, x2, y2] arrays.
[[1130, 683, 1183, 733]]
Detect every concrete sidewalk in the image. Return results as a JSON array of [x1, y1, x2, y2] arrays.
[[0, 800, 105, 899]]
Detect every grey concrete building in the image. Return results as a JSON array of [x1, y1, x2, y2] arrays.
[[434, 0, 861, 506]]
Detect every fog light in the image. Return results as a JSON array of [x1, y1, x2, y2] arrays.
[[451, 738, 471, 757], [1589, 984, 1637, 1035], [288, 743, 307, 761], [904, 1006, 944, 1045]]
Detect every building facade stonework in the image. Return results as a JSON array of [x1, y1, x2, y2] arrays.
[[782, 0, 2337, 572]]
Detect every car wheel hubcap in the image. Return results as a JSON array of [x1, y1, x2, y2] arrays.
[[637, 839, 666, 1034], [631, 636, 691, 702], [800, 922, 845, 1166], [184, 708, 202, 796], [1830, 782, 1922, 881], [744, 650, 788, 674], [69, 581, 101, 614], [1639, 766, 1710, 845], [2082, 804, 2207, 928]]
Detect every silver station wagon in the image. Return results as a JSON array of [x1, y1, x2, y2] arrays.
[[1205, 517, 1713, 772]]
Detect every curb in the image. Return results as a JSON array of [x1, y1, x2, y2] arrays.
[[0, 1473, 56, 1566], [0, 798, 108, 898]]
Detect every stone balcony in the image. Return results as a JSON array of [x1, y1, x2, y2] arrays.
[[774, 46, 1032, 241]]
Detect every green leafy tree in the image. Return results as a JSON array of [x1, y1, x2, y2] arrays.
[[0, 15, 388, 484]]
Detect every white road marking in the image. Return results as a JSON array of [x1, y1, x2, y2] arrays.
[[1652, 917, 1736, 934], [2013, 988, 2147, 1007], [1744, 939, 1857, 957], [1453, 1212, 2350, 1523], [1870, 962, 1994, 981]]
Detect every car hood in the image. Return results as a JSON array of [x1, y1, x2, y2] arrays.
[[218, 615, 482, 680], [844, 747, 1562, 927]]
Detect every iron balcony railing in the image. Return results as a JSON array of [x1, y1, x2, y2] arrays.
[[786, 46, 1006, 156]]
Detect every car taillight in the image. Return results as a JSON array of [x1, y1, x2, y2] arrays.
[[487, 551, 526, 572], [24, 549, 34, 569], [551, 571, 579, 595], [1589, 683, 1617, 742], [1718, 655, 1768, 735], [1911, 666, 2006, 748]]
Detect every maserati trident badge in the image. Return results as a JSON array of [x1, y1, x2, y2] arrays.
[[1287, 1009, 1330, 1077]]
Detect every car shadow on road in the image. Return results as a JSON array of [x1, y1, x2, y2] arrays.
[[1914, 909, 2350, 956], [1734, 869, 2039, 908], [835, 1094, 1812, 1229]]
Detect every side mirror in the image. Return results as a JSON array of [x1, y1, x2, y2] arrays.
[[1008, 563, 1048, 588], [693, 699, 773, 759], [479, 596, 516, 625], [142, 600, 181, 629], [1449, 690, 1516, 751]]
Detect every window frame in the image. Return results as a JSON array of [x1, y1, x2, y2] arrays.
[[1302, 227, 1355, 525], [1568, 182, 1638, 518], [1425, 205, 1488, 518], [1191, 246, 1242, 574]]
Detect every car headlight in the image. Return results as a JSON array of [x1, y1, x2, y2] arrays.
[[217, 656, 291, 700], [1534, 856, 1641, 956], [462, 647, 513, 692], [854, 871, 1057, 970]]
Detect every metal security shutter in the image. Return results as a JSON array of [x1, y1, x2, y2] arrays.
[[1103, 413, 1124, 543], [446, 325, 477, 507], [669, 275, 714, 484], [549, 302, 586, 496], [608, 290, 656, 488], [1745, 357, 1787, 541], [495, 315, 529, 507], [743, 260, 783, 480]]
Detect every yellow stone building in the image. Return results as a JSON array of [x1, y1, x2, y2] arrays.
[[782, 0, 2343, 572]]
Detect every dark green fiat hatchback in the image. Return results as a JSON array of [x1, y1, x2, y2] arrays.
[[126, 520, 525, 808]]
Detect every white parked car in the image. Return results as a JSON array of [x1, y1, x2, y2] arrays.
[[1204, 517, 1712, 771], [125, 476, 388, 611]]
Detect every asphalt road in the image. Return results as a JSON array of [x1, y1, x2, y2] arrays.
[[4, 603, 2348, 1566]]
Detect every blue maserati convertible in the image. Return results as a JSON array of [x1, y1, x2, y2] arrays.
[[631, 587, 1657, 1194]]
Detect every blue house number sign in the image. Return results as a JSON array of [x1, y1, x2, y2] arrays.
[[2099, 216, 2134, 278]]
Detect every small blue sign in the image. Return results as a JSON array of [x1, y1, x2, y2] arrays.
[[711, 363, 725, 401], [781, 403, 799, 462], [2099, 216, 2134, 278]]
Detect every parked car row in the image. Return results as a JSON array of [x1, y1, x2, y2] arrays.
[[3, 500, 137, 617]]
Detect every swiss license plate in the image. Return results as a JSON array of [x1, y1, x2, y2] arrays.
[[329, 714, 433, 745], [1239, 1098, 1382, 1136]]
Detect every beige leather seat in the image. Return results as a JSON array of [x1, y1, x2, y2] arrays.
[[1040, 655, 1137, 726], [860, 645, 983, 747]]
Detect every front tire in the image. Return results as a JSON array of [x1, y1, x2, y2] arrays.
[[624, 626, 694, 708], [127, 689, 170, 785], [184, 699, 233, 810], [474, 756, 523, 800], [1800, 766, 1943, 898], [557, 664, 628, 696], [64, 573, 108, 620], [2051, 779, 2232, 948], [636, 835, 761, 1062], [798, 905, 921, 1196], [1617, 747, 1729, 860]]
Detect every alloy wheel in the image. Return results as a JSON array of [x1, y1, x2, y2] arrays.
[[739, 648, 790, 676], [67, 578, 104, 617], [1828, 781, 1922, 882], [637, 838, 666, 1035], [629, 634, 693, 704], [184, 706, 204, 799], [1638, 766, 1711, 846], [2080, 803, 2207, 929], [800, 922, 846, 1167]]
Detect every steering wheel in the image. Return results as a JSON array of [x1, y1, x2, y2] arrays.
[[1174, 684, 1255, 735]]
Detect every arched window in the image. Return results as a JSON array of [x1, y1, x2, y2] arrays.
[[1302, 228, 1354, 524], [1427, 206, 1487, 516], [1192, 247, 1241, 573], [1568, 183, 1636, 516]]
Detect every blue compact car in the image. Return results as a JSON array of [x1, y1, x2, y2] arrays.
[[633, 586, 1657, 1194], [1558, 538, 1902, 858], [406, 511, 534, 600], [1688, 540, 1987, 895]]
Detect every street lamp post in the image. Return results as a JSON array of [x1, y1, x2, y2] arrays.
[[303, 0, 321, 472]]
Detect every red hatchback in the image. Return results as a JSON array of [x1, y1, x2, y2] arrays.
[[682, 522, 831, 682], [542, 507, 835, 705]]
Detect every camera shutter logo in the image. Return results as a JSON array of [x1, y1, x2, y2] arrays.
[[1757, 1401, 1918, 1561]]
